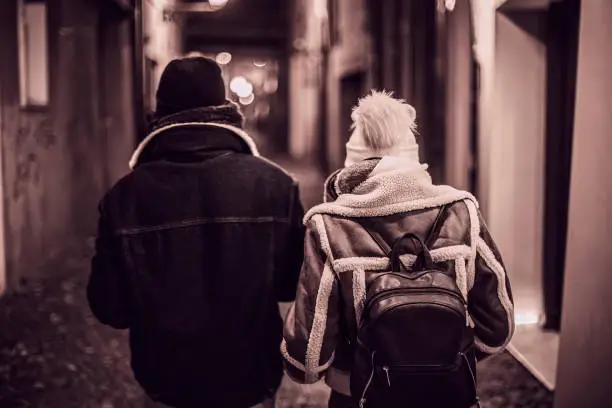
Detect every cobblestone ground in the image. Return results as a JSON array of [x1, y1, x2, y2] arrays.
[[0, 247, 554, 408], [0, 157, 554, 408]]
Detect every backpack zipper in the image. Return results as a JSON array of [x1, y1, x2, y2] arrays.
[[461, 351, 481, 408], [380, 356, 462, 373], [363, 291, 467, 327], [358, 352, 480, 407], [382, 366, 391, 386], [376, 353, 481, 405], [365, 286, 465, 311], [359, 350, 377, 408]]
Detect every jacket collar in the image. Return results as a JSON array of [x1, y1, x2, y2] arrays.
[[130, 102, 259, 169], [129, 122, 260, 169], [307, 157, 477, 223]]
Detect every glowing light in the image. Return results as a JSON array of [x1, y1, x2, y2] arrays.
[[313, 0, 327, 19], [515, 312, 541, 326], [255, 102, 270, 118], [215, 52, 232, 65], [253, 60, 267, 67], [239, 93, 255, 106], [209, 0, 229, 9], [229, 76, 253, 98], [263, 77, 278, 94]]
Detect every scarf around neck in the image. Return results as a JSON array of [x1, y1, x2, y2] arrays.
[[130, 102, 259, 169], [147, 102, 244, 133], [309, 157, 476, 222]]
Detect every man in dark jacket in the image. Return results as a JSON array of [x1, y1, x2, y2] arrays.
[[87, 56, 305, 408]]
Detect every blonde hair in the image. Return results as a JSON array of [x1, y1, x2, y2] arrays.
[[351, 90, 417, 150]]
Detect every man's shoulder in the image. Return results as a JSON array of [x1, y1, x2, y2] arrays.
[[98, 171, 139, 212]]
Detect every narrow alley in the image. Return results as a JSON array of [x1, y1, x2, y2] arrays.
[[0, 159, 552, 407], [1, 0, 611, 407]]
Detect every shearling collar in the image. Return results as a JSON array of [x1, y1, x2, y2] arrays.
[[148, 102, 244, 133], [129, 102, 259, 169], [307, 158, 478, 223]]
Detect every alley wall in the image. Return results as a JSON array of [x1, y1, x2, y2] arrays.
[[0, 0, 137, 291], [288, 0, 372, 172], [555, 1, 612, 406]]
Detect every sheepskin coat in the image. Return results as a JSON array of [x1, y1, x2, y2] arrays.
[[281, 158, 515, 397]]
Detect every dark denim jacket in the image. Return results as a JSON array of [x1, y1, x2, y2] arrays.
[[87, 124, 305, 408]]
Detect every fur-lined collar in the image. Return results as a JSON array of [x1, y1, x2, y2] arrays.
[[306, 158, 478, 223], [129, 103, 259, 169], [147, 102, 244, 132]]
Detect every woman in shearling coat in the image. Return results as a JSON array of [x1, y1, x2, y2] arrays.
[[282, 91, 514, 408]]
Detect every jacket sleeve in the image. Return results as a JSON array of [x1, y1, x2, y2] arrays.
[[281, 217, 342, 383], [275, 183, 306, 302], [87, 200, 131, 330], [468, 208, 515, 359]]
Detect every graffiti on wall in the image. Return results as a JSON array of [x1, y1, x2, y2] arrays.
[[12, 115, 55, 201]]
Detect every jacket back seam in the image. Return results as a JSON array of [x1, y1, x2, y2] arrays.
[[115, 216, 289, 236]]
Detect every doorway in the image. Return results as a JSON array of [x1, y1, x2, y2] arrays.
[[443, 0, 477, 193], [0, 79, 5, 296], [541, 0, 580, 331], [339, 71, 366, 152]]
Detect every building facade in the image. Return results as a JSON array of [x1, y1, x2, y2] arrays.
[[0, 0, 139, 293], [446, 0, 612, 405]]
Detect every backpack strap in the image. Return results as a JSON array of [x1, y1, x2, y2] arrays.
[[358, 220, 392, 256], [390, 232, 433, 272], [356, 204, 449, 267], [426, 204, 449, 246]]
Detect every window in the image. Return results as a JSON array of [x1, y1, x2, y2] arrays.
[[18, 0, 49, 108]]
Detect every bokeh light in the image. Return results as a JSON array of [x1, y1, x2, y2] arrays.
[[230, 76, 253, 98], [263, 77, 278, 94], [239, 93, 255, 106], [215, 51, 232, 65], [209, 0, 229, 9]]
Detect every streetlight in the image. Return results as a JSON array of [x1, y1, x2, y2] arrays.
[[166, 0, 230, 13], [209, 0, 229, 9], [239, 94, 255, 106], [230, 76, 253, 98]]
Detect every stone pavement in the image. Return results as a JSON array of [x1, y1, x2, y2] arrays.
[[0, 156, 554, 408], [0, 249, 554, 408]]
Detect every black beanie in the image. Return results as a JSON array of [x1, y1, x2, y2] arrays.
[[155, 56, 227, 117]]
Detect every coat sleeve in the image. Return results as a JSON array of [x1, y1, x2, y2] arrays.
[[468, 207, 515, 359], [281, 216, 342, 383], [275, 182, 306, 302], [87, 200, 132, 330]]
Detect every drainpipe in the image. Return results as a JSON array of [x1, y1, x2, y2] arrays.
[[132, 0, 146, 144], [318, 49, 330, 172], [317, 4, 331, 173]]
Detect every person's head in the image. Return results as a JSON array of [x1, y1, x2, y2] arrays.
[[154, 56, 227, 118], [344, 90, 420, 167]]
